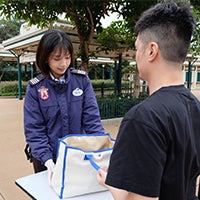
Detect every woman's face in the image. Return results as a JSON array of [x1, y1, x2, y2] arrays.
[[47, 48, 71, 79]]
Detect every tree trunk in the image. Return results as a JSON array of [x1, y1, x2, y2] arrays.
[[133, 66, 140, 98], [81, 60, 89, 72], [79, 40, 89, 72], [0, 70, 5, 82]]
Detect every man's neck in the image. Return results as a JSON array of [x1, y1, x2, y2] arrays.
[[148, 78, 183, 95], [147, 61, 183, 95]]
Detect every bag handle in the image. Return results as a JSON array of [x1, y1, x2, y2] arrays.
[[84, 154, 100, 171]]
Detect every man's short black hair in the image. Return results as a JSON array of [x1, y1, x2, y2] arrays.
[[135, 1, 195, 63]]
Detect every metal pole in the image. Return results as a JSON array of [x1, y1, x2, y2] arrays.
[[187, 61, 192, 91], [114, 61, 117, 94], [102, 64, 105, 80], [17, 56, 23, 100], [30, 62, 34, 79], [109, 66, 113, 81], [117, 53, 122, 94]]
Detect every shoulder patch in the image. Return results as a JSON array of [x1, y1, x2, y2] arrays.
[[70, 68, 86, 76], [29, 74, 44, 86]]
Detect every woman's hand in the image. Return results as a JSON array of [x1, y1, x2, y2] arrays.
[[45, 159, 55, 185]]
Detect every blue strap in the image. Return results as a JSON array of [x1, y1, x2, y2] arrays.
[[84, 154, 100, 171]]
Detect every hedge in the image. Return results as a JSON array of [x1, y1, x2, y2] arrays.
[[0, 81, 27, 96]]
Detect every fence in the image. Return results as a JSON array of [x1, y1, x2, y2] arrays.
[[97, 96, 145, 119]]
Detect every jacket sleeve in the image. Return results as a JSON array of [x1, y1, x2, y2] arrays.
[[82, 75, 105, 134], [24, 85, 53, 164]]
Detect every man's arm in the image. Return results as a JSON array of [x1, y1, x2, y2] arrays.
[[97, 169, 158, 200]]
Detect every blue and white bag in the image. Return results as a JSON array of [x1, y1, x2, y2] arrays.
[[51, 133, 115, 199]]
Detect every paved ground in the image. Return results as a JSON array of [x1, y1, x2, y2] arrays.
[[0, 89, 199, 200]]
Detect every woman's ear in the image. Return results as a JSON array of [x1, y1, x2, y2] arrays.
[[148, 42, 159, 62]]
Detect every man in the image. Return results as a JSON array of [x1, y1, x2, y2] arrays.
[[97, 2, 200, 200]]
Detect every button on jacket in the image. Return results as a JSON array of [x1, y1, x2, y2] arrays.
[[24, 68, 104, 164]]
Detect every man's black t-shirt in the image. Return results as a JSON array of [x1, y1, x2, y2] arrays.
[[106, 85, 200, 200]]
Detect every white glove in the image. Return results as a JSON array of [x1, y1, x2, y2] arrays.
[[45, 159, 55, 186]]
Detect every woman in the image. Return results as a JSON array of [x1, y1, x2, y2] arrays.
[[24, 29, 104, 183]]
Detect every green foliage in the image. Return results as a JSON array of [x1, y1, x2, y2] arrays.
[[97, 20, 135, 51], [2, 0, 199, 74], [190, 8, 200, 56], [0, 81, 27, 96], [0, 18, 22, 43], [88, 64, 102, 79], [0, 63, 16, 80], [0, 0, 61, 27], [0, 0, 112, 71], [0, 0, 112, 68], [190, 0, 200, 10], [63, 0, 111, 68], [64, 0, 110, 35], [122, 65, 136, 74], [111, 0, 162, 32], [0, 18, 22, 80], [91, 79, 114, 84], [121, 59, 135, 74]]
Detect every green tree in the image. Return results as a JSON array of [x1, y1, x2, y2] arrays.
[[0, 18, 22, 43], [101, 0, 197, 97], [189, 3, 200, 57], [97, 0, 161, 98], [0, 18, 22, 81], [111, 0, 161, 32], [0, 0, 112, 72], [97, 20, 134, 51], [97, 20, 135, 95], [190, 0, 200, 10]]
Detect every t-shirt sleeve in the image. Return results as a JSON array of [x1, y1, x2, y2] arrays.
[[105, 116, 167, 197]]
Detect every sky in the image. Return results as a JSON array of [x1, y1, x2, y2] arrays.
[[101, 12, 123, 28]]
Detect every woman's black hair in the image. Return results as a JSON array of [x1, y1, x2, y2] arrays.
[[36, 29, 74, 76]]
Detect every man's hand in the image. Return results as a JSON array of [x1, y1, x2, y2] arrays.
[[97, 168, 108, 188], [97, 168, 158, 200], [45, 159, 55, 185]]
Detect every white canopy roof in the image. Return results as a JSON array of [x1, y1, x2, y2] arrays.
[[2, 21, 135, 64]]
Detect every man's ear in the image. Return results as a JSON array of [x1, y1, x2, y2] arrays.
[[148, 42, 159, 62]]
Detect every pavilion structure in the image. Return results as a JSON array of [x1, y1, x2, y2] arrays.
[[0, 44, 16, 62]]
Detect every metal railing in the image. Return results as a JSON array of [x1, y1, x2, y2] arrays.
[[97, 96, 145, 119]]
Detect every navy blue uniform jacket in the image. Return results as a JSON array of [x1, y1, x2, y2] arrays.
[[24, 68, 104, 164]]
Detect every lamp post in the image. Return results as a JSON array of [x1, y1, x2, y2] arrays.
[[186, 54, 198, 91], [30, 62, 34, 79], [187, 60, 192, 90], [102, 64, 105, 80], [17, 55, 23, 100]]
